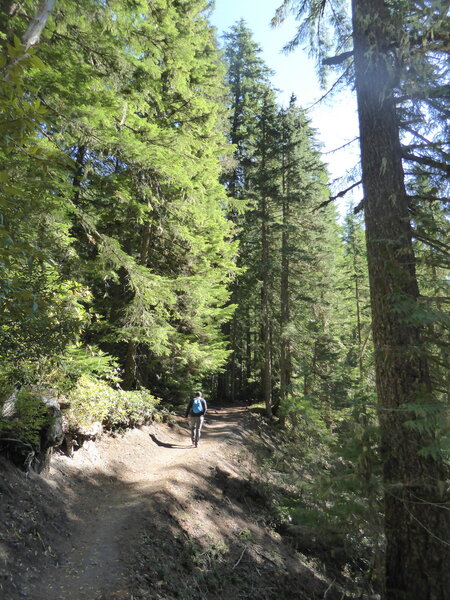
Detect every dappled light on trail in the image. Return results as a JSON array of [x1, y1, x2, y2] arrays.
[[3, 406, 349, 600]]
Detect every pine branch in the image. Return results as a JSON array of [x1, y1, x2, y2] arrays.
[[401, 126, 435, 147], [403, 142, 449, 156], [420, 296, 450, 304], [322, 50, 354, 66], [323, 137, 359, 155], [353, 199, 365, 214], [314, 180, 362, 211], [50, 31, 118, 68], [402, 153, 450, 176], [412, 232, 450, 256], [0, 438, 34, 449], [427, 356, 449, 369], [409, 195, 449, 205], [304, 64, 353, 111]]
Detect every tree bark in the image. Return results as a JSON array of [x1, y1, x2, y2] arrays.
[[279, 139, 291, 418], [348, 219, 364, 380], [260, 98, 272, 418], [261, 191, 272, 417], [351, 1, 450, 598], [22, 0, 56, 50], [2, 0, 55, 77]]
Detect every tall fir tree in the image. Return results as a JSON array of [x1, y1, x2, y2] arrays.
[[0, 0, 239, 402], [274, 0, 450, 596]]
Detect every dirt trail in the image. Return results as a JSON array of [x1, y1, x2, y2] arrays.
[[25, 407, 247, 600], [2, 406, 353, 600]]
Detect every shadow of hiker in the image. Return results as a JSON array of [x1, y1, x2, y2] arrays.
[[149, 433, 192, 450]]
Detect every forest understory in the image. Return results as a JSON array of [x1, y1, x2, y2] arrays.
[[0, 406, 377, 600]]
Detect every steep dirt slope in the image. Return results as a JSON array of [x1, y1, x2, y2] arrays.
[[1, 407, 352, 600]]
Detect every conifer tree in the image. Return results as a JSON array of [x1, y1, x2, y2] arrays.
[[221, 22, 338, 418], [274, 1, 450, 596], [218, 20, 274, 403], [0, 0, 238, 400], [277, 97, 331, 417], [341, 211, 372, 384]]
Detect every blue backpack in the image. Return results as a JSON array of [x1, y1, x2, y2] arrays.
[[192, 397, 203, 414]]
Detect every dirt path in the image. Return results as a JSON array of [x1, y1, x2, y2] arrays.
[[25, 407, 247, 600], [2, 406, 354, 600]]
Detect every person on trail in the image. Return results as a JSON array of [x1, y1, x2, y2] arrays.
[[185, 391, 207, 448]]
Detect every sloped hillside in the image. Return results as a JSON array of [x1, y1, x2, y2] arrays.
[[0, 407, 368, 600]]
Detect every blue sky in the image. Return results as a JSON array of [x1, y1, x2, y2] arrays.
[[209, 0, 360, 213]]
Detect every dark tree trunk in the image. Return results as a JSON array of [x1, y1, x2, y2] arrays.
[[261, 191, 272, 417], [260, 100, 272, 417], [230, 315, 237, 402], [123, 340, 138, 390], [351, 1, 450, 598], [72, 145, 86, 205], [246, 317, 252, 383], [349, 225, 364, 380], [279, 148, 292, 417]]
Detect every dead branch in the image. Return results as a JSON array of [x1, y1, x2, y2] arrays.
[[314, 180, 362, 211], [322, 50, 353, 66], [232, 546, 247, 570], [353, 198, 365, 214]]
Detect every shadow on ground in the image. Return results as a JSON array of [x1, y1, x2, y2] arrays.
[[1, 407, 361, 600]]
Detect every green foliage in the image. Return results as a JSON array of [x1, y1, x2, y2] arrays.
[[218, 24, 337, 411], [0, 390, 51, 446], [403, 398, 450, 461], [1, 0, 239, 404], [0, 266, 91, 366], [272, 0, 351, 86], [48, 344, 121, 393], [66, 375, 159, 431], [259, 385, 383, 586], [274, 3, 450, 593]]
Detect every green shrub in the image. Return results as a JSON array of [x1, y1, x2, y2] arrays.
[[53, 345, 121, 393], [103, 388, 160, 430], [66, 375, 159, 431], [0, 389, 51, 446]]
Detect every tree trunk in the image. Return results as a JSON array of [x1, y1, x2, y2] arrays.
[[279, 160, 291, 418], [261, 191, 272, 417], [230, 314, 237, 402], [72, 145, 86, 205], [349, 222, 364, 380], [351, 1, 450, 598], [123, 340, 138, 390], [2, 0, 55, 76], [260, 99, 272, 417], [22, 0, 56, 50]]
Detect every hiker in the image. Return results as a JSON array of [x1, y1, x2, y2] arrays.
[[185, 391, 207, 447]]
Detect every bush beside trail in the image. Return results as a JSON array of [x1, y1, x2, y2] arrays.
[[0, 375, 160, 471]]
